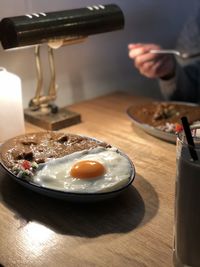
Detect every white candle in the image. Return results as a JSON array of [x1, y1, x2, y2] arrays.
[[0, 68, 25, 142]]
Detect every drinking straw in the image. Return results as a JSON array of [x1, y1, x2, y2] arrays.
[[181, 116, 198, 161]]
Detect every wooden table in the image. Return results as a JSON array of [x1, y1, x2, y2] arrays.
[[0, 92, 176, 267]]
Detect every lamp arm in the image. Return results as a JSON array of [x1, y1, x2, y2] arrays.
[[29, 45, 44, 109], [29, 37, 87, 110], [34, 45, 43, 101], [29, 45, 56, 109], [48, 47, 57, 99]]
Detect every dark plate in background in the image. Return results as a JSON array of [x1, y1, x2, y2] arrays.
[[127, 101, 199, 143]]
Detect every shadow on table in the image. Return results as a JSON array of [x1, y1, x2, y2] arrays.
[[0, 171, 159, 238]]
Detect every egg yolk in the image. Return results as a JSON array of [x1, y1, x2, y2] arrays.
[[70, 160, 106, 179]]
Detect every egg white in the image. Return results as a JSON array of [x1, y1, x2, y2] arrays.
[[33, 147, 133, 193]]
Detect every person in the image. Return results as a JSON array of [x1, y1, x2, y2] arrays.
[[128, 43, 200, 103], [128, 3, 200, 103]]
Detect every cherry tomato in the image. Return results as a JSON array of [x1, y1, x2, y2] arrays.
[[175, 123, 183, 133], [22, 160, 31, 170]]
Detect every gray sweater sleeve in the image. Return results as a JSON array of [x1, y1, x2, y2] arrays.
[[159, 61, 200, 103]]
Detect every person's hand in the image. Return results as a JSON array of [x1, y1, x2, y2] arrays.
[[128, 43, 176, 79]]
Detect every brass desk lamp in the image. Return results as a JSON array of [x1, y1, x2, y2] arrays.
[[0, 4, 124, 130]]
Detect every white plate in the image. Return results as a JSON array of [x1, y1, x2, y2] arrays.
[[127, 101, 199, 143]]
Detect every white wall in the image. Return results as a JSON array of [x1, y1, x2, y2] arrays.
[[0, 0, 197, 108]]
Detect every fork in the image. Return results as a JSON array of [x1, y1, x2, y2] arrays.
[[150, 49, 200, 59]]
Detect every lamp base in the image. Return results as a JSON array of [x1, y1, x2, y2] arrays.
[[24, 106, 81, 130]]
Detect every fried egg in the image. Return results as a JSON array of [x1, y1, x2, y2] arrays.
[[33, 147, 133, 193]]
